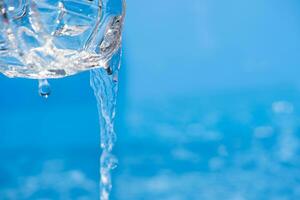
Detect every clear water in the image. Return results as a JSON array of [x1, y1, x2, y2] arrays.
[[0, 0, 125, 199], [90, 48, 121, 200], [1, 0, 300, 200], [0, 0, 124, 79], [38, 79, 51, 98]]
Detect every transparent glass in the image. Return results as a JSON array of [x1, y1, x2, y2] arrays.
[[0, 0, 125, 79]]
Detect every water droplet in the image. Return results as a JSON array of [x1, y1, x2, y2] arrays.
[[38, 79, 51, 98]]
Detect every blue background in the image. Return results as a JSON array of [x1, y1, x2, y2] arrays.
[[1, 0, 300, 199]]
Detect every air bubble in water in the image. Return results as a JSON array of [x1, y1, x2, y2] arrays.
[[38, 79, 51, 98]]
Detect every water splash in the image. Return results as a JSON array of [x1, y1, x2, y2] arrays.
[[90, 48, 122, 200]]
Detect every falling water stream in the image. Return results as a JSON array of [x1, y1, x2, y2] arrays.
[[90, 49, 122, 200]]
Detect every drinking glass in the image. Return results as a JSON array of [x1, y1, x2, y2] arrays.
[[0, 0, 125, 79]]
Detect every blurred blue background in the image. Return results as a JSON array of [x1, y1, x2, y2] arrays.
[[1, 0, 300, 199]]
